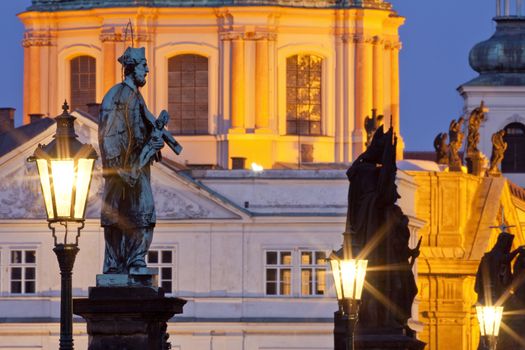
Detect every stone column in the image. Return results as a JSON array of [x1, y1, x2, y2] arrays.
[[100, 29, 119, 95], [372, 36, 384, 116], [390, 41, 401, 136], [23, 32, 52, 124], [230, 35, 245, 133], [255, 35, 270, 132], [352, 34, 372, 159]]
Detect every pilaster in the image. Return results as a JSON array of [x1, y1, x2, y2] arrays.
[[255, 34, 271, 133], [100, 28, 121, 95], [353, 33, 373, 159]]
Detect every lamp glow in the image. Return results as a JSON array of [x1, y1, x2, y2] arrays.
[[251, 162, 264, 172], [329, 254, 368, 301], [476, 305, 503, 337]]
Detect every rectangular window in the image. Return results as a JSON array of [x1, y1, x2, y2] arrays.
[[10, 250, 36, 294], [265, 251, 292, 296], [300, 250, 326, 296], [147, 249, 174, 294]]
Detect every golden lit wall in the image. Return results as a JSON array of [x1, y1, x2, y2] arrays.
[[19, 6, 404, 169], [409, 171, 525, 350]]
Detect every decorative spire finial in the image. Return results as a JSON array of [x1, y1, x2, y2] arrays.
[[62, 100, 69, 114], [490, 206, 516, 233]]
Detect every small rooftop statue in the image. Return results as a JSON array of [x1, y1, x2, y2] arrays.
[[98, 46, 182, 279], [448, 116, 465, 172], [364, 108, 384, 148], [433, 132, 449, 165], [488, 129, 507, 176], [466, 101, 488, 176]]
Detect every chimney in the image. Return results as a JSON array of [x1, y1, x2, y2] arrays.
[[86, 102, 101, 118], [0, 108, 15, 133], [29, 113, 45, 124]]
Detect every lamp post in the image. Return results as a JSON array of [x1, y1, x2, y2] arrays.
[[476, 305, 504, 350], [28, 101, 97, 350], [329, 253, 368, 350]]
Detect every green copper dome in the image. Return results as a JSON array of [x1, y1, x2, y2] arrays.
[[28, 0, 393, 11], [466, 17, 525, 86]]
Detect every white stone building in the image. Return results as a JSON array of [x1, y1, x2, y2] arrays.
[[0, 110, 422, 349]]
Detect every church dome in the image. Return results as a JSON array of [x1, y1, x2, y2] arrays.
[[470, 18, 525, 74]]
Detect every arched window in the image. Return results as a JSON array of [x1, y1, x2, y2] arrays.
[[70, 56, 96, 112], [502, 122, 525, 173], [286, 54, 322, 136], [168, 54, 208, 134]]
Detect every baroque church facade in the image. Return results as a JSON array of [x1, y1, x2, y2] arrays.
[[2, 1, 525, 350]]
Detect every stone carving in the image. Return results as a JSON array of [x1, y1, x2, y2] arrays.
[[99, 46, 182, 274], [448, 116, 465, 171], [488, 129, 507, 176], [433, 132, 449, 165], [466, 102, 488, 176], [346, 125, 419, 330], [364, 108, 384, 148]]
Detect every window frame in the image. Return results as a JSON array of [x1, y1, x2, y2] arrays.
[[299, 250, 327, 297], [285, 54, 323, 136], [147, 247, 176, 295], [167, 54, 210, 135], [502, 122, 525, 173], [69, 55, 97, 113], [8, 248, 37, 296], [264, 248, 328, 298]]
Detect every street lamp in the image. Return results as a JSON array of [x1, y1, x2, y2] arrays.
[[28, 101, 97, 350], [476, 305, 504, 350], [329, 252, 368, 350]]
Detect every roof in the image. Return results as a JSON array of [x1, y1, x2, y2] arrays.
[[0, 118, 55, 157], [27, 0, 393, 11]]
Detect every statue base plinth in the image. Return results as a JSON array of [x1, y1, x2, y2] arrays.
[[96, 268, 158, 287], [466, 154, 485, 176], [74, 286, 186, 350], [356, 328, 426, 350]]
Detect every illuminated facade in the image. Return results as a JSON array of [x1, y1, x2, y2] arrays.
[[19, 0, 404, 168]]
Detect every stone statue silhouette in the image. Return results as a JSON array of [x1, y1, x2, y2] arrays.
[[346, 125, 419, 331], [98, 47, 181, 274], [467, 101, 488, 156], [448, 116, 465, 171], [433, 132, 449, 165], [364, 109, 384, 148], [488, 129, 507, 176]]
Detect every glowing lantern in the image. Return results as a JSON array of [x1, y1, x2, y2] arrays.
[[29, 101, 97, 222]]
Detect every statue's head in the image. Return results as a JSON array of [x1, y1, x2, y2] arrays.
[[118, 47, 148, 88], [492, 232, 514, 254]]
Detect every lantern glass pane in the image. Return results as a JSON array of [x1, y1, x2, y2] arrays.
[[341, 259, 368, 301], [36, 159, 55, 220], [74, 158, 94, 220], [329, 259, 343, 300], [354, 260, 368, 300], [476, 306, 504, 336], [51, 160, 75, 218]]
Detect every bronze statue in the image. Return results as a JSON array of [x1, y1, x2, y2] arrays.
[[433, 132, 449, 165], [98, 47, 181, 274], [346, 126, 419, 330], [467, 101, 488, 156], [448, 116, 465, 171], [364, 108, 384, 148], [488, 129, 507, 176]]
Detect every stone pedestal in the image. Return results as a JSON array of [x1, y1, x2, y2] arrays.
[[466, 153, 485, 176], [334, 312, 426, 350], [74, 271, 186, 350]]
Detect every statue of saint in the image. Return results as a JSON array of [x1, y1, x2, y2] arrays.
[[433, 132, 449, 165], [448, 116, 465, 171], [364, 109, 384, 148], [346, 126, 419, 330], [488, 129, 507, 175], [98, 47, 181, 274], [466, 101, 488, 156]]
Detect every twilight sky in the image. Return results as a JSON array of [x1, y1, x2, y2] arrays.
[[0, 0, 496, 151]]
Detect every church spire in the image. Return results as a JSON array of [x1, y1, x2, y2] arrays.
[[496, 0, 524, 17]]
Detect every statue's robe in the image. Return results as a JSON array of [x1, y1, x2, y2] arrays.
[[98, 80, 156, 273]]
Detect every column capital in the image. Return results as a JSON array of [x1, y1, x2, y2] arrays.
[[384, 40, 402, 50], [372, 35, 384, 46], [22, 32, 55, 47], [100, 27, 123, 42], [352, 34, 375, 44]]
